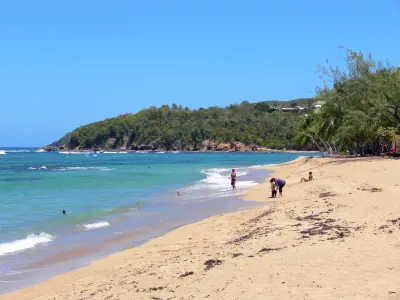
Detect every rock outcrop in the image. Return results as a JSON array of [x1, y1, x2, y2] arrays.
[[200, 140, 256, 152]]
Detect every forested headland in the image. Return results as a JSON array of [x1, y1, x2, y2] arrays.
[[50, 98, 313, 151], [48, 48, 400, 154]]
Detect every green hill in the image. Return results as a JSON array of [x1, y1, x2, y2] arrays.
[[50, 98, 313, 151]]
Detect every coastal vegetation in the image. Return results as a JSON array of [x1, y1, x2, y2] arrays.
[[50, 48, 400, 155], [51, 99, 313, 151], [296, 48, 400, 156]]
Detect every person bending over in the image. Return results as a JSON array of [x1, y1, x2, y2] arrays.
[[270, 178, 286, 197]]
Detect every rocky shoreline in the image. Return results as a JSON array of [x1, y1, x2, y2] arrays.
[[41, 139, 316, 153]]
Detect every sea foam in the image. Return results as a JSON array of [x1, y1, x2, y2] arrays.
[[180, 168, 257, 198], [27, 166, 47, 170], [0, 149, 33, 153], [83, 221, 110, 230], [0, 233, 54, 256], [102, 151, 128, 154], [249, 164, 276, 169], [27, 166, 112, 171], [60, 167, 112, 171]]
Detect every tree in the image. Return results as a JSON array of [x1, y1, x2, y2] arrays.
[[299, 47, 400, 156], [51, 99, 309, 151]]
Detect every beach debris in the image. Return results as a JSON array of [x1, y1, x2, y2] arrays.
[[242, 208, 275, 225], [204, 259, 223, 271], [228, 225, 282, 245], [325, 218, 336, 223], [299, 219, 351, 240], [226, 209, 283, 245], [354, 225, 365, 231], [290, 223, 302, 227], [149, 286, 165, 291], [228, 228, 260, 244], [375, 217, 400, 234], [232, 253, 243, 258], [258, 247, 281, 253], [319, 192, 337, 198], [358, 186, 383, 193], [297, 209, 334, 222], [179, 271, 194, 278], [302, 213, 323, 221], [294, 208, 356, 240], [378, 225, 390, 230]]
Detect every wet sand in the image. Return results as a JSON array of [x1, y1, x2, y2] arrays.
[[2, 156, 400, 299]]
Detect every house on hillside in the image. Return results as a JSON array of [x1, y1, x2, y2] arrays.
[[279, 106, 307, 112], [312, 100, 325, 108]]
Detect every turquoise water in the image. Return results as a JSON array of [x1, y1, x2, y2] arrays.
[[0, 148, 317, 292]]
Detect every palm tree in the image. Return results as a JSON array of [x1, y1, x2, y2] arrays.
[[296, 114, 326, 156]]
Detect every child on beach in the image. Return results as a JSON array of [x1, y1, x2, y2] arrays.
[[270, 181, 278, 198], [300, 171, 314, 183]]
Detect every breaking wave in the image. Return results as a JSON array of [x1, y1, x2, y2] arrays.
[[27, 166, 112, 171], [179, 167, 257, 199], [248, 164, 276, 169], [82, 222, 110, 230], [0, 233, 54, 256]]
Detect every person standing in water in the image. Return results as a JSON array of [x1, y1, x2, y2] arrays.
[[231, 169, 237, 190], [270, 178, 286, 197]]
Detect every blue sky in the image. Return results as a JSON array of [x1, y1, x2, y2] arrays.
[[1, 1, 399, 146]]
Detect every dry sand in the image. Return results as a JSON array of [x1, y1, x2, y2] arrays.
[[2, 156, 400, 300]]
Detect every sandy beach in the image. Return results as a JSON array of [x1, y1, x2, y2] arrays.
[[2, 156, 400, 300]]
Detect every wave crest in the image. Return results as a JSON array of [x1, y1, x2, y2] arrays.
[[0, 233, 54, 256], [27, 166, 112, 171], [181, 168, 257, 197], [82, 221, 110, 230]]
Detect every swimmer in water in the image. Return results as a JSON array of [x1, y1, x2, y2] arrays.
[[62, 210, 67, 215]]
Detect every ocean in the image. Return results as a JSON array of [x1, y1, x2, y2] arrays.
[[0, 148, 317, 293]]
